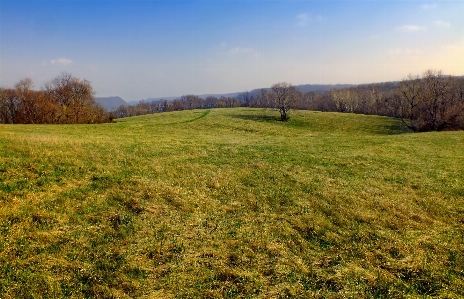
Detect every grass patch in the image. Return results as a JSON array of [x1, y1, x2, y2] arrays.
[[0, 108, 463, 297]]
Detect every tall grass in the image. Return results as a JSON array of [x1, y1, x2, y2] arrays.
[[0, 108, 463, 298]]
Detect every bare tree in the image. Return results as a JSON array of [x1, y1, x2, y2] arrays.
[[390, 73, 423, 131], [181, 95, 204, 109], [330, 88, 360, 113], [250, 89, 270, 108], [0, 88, 17, 124], [0, 75, 109, 124], [44, 72, 101, 123], [420, 70, 464, 131], [237, 91, 254, 107], [205, 96, 218, 108], [15, 78, 36, 123], [270, 82, 298, 121], [388, 70, 464, 132]]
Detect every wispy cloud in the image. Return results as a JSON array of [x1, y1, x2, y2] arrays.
[[50, 58, 73, 65], [397, 25, 426, 32], [296, 13, 310, 26], [421, 3, 437, 9], [434, 20, 451, 27]]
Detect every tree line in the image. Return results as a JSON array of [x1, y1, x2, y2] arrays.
[[112, 70, 464, 131], [111, 94, 243, 119], [0, 73, 110, 124], [3, 70, 463, 131]]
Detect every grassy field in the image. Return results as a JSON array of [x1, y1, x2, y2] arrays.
[[0, 108, 463, 298]]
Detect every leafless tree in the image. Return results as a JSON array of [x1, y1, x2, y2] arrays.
[[205, 96, 218, 108], [270, 82, 298, 121], [44, 72, 103, 123], [387, 70, 464, 131], [0, 74, 109, 124], [237, 91, 254, 107]]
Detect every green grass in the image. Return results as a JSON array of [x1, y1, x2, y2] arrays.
[[0, 108, 463, 298]]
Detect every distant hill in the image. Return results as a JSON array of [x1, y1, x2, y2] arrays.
[[95, 96, 128, 111], [248, 84, 356, 96], [127, 84, 355, 105], [136, 92, 241, 105], [294, 83, 355, 93]]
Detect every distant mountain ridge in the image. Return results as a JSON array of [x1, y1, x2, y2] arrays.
[[138, 92, 241, 105], [294, 83, 355, 93], [126, 83, 355, 106], [95, 96, 128, 111]]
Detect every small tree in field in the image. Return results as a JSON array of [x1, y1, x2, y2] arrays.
[[270, 82, 298, 121]]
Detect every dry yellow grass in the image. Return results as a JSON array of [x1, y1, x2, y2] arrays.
[[0, 108, 463, 298]]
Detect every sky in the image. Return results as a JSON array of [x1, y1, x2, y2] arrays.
[[1, 0, 463, 101]]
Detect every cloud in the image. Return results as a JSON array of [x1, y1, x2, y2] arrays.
[[434, 20, 451, 27], [397, 25, 426, 32], [50, 58, 73, 65], [296, 13, 310, 26], [228, 47, 260, 58]]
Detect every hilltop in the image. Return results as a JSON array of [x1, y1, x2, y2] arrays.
[[1, 108, 463, 297], [94, 96, 128, 111]]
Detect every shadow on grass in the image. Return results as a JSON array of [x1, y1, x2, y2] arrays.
[[361, 117, 414, 135], [231, 112, 413, 135], [378, 123, 413, 135], [161, 109, 211, 125], [230, 113, 281, 123]]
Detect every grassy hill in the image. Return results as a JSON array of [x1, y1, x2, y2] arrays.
[[0, 108, 463, 298]]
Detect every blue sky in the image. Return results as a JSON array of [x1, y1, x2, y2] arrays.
[[1, 0, 463, 101]]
